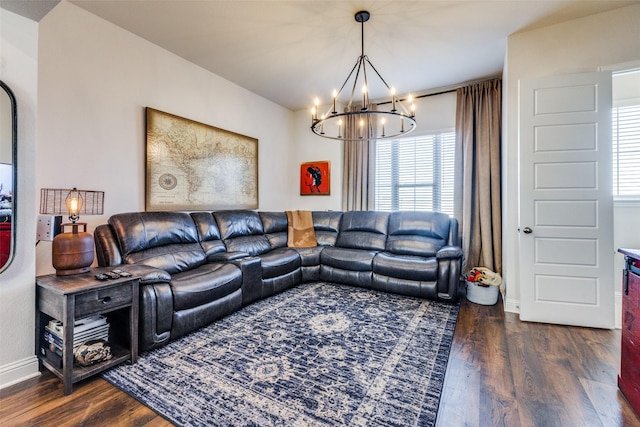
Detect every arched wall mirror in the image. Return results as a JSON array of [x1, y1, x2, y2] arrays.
[[0, 80, 17, 273]]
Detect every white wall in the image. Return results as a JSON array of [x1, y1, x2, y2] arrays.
[[503, 4, 640, 313], [292, 92, 457, 211], [0, 8, 40, 388], [35, 1, 296, 275]]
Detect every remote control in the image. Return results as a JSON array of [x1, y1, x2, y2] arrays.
[[95, 274, 108, 281], [112, 269, 131, 277]]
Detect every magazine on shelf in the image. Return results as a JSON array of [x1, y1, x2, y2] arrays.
[[44, 325, 110, 348], [47, 315, 108, 337]]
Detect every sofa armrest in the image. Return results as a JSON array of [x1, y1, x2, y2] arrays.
[[94, 224, 122, 267], [139, 282, 173, 351], [227, 256, 262, 306], [436, 245, 463, 260], [124, 264, 172, 284], [437, 256, 462, 302], [207, 251, 251, 262]]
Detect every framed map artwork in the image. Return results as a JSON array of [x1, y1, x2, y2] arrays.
[[145, 108, 258, 211], [300, 161, 330, 195]]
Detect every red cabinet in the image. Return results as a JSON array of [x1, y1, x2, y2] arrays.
[[618, 248, 640, 417]]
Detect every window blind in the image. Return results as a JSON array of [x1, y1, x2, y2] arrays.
[[613, 105, 640, 197], [375, 132, 455, 214]]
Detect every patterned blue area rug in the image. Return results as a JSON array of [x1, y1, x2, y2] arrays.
[[103, 282, 459, 426]]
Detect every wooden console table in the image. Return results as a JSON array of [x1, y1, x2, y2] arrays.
[[36, 268, 139, 395], [617, 248, 640, 417]]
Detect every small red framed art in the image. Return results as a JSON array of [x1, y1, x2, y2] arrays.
[[300, 161, 330, 195]]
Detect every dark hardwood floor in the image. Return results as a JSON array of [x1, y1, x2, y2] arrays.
[[2, 296, 639, 426]]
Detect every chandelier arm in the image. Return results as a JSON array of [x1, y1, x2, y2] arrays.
[[347, 57, 364, 111], [364, 57, 392, 91], [336, 58, 362, 99]]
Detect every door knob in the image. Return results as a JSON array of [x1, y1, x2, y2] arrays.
[[523, 227, 533, 234]]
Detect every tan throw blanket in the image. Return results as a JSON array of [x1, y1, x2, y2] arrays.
[[286, 210, 317, 248]]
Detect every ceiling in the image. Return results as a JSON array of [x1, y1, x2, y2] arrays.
[[4, 0, 639, 111]]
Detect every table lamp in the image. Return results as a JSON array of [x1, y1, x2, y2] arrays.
[[40, 188, 104, 275]]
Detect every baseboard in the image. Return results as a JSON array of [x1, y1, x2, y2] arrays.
[[503, 297, 520, 314], [0, 356, 40, 390]]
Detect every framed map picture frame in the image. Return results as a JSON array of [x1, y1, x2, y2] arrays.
[[300, 161, 330, 195], [145, 107, 258, 211]]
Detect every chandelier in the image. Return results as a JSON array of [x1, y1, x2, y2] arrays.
[[311, 10, 416, 141]]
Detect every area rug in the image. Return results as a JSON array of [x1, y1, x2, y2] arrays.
[[103, 282, 459, 426]]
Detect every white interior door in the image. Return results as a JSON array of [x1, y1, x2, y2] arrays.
[[519, 71, 614, 328]]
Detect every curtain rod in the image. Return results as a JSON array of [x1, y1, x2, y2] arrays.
[[376, 76, 501, 106], [376, 89, 455, 106]]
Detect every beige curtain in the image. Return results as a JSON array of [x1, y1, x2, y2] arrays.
[[342, 104, 377, 211], [454, 79, 502, 274]]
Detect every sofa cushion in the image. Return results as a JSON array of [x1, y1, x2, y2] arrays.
[[373, 252, 438, 282], [259, 247, 301, 280], [335, 211, 389, 251], [190, 212, 226, 257], [170, 263, 242, 311], [214, 210, 264, 239], [259, 211, 288, 249], [312, 211, 342, 246], [321, 247, 378, 271], [109, 212, 206, 273], [123, 243, 205, 275], [214, 210, 272, 256], [294, 246, 324, 266], [386, 211, 452, 257]]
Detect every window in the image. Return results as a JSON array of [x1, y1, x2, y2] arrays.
[[612, 105, 640, 197], [375, 132, 455, 214]]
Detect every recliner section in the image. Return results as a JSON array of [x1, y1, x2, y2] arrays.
[[94, 209, 463, 351]]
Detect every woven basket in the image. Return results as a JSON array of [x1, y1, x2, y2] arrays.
[[466, 280, 499, 305]]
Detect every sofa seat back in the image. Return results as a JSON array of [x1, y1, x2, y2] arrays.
[[259, 212, 288, 249], [213, 210, 271, 256], [108, 212, 206, 274], [190, 212, 227, 257], [386, 211, 453, 256], [312, 211, 342, 246], [335, 211, 389, 251]]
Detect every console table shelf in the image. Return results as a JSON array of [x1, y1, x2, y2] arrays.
[[36, 269, 139, 395]]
